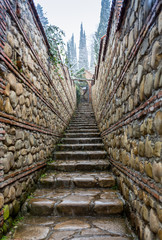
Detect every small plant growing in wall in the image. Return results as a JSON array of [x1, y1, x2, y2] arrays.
[[27, 193, 34, 200]]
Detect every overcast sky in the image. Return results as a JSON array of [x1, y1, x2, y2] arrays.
[[33, 0, 101, 54]]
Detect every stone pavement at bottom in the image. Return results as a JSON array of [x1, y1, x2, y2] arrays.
[[11, 216, 133, 240], [7, 103, 135, 240]]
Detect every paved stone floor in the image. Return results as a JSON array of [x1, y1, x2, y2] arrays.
[[9, 216, 133, 240], [6, 103, 136, 240]]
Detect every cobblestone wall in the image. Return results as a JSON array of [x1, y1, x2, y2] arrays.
[[92, 0, 162, 239], [0, 0, 76, 235]]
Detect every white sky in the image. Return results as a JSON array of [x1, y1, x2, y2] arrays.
[[33, 0, 101, 55]]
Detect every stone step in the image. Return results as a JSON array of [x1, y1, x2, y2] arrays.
[[73, 113, 95, 116], [75, 115, 94, 116], [28, 188, 124, 216], [72, 116, 95, 121], [67, 129, 99, 133], [71, 120, 96, 123], [70, 122, 97, 125], [69, 124, 98, 128], [75, 107, 94, 111], [57, 143, 104, 151], [73, 114, 95, 117], [54, 151, 107, 160], [61, 138, 102, 144], [71, 119, 96, 121], [48, 160, 110, 172], [68, 126, 98, 130], [12, 215, 133, 240], [75, 109, 94, 111], [71, 119, 96, 122], [64, 133, 100, 138], [74, 111, 94, 114], [39, 171, 115, 189]]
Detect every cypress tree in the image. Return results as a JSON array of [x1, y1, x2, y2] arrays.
[[66, 34, 77, 72], [79, 23, 89, 70]]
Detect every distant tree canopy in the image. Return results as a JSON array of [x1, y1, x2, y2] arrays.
[[94, 0, 110, 62]]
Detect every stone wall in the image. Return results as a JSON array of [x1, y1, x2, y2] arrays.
[[92, 0, 162, 239], [0, 0, 76, 235]]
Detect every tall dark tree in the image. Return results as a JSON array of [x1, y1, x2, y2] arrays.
[[94, 0, 110, 61], [79, 23, 89, 70], [83, 31, 89, 69], [36, 4, 49, 27], [66, 34, 77, 72]]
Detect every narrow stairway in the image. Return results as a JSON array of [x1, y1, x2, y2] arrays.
[[10, 103, 134, 240]]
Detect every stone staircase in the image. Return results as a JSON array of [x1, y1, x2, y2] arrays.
[[10, 103, 134, 240]]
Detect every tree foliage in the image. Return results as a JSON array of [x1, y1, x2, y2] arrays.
[[94, 0, 110, 62], [36, 4, 65, 67], [45, 25, 65, 66], [36, 4, 49, 27]]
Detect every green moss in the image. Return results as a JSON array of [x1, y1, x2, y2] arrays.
[[111, 185, 118, 190], [1, 216, 24, 239], [3, 205, 9, 221], [2, 222, 8, 235], [40, 173, 47, 178], [13, 200, 20, 216], [0, 228, 3, 239], [1, 236, 9, 240], [12, 216, 24, 227], [27, 193, 34, 200], [2, 217, 13, 234]]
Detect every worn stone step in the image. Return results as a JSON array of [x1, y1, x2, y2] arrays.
[[70, 123, 97, 126], [75, 113, 94, 116], [71, 117, 95, 120], [12, 215, 133, 240], [73, 114, 95, 117], [48, 160, 110, 172], [76, 113, 94, 115], [67, 129, 99, 133], [69, 124, 98, 128], [71, 120, 96, 123], [57, 143, 104, 151], [28, 188, 124, 216], [73, 116, 95, 118], [61, 138, 102, 144], [39, 172, 115, 189], [64, 133, 100, 138], [76, 109, 93, 111], [68, 126, 98, 130], [54, 151, 107, 160], [70, 120, 96, 125]]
